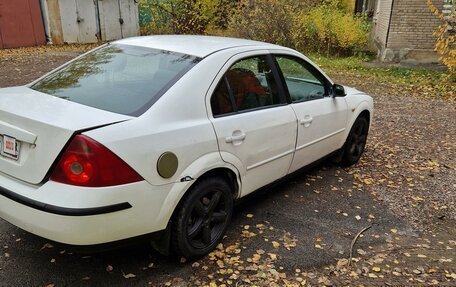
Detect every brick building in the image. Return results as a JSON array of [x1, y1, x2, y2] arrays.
[[356, 0, 449, 63]]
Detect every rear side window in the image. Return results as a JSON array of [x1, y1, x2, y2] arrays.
[[31, 44, 200, 116], [211, 55, 281, 116]]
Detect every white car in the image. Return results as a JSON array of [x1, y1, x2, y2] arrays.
[[0, 35, 373, 258]]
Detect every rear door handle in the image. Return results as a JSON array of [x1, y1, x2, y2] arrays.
[[226, 131, 246, 144]]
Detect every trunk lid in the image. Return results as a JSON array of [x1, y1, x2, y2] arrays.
[[0, 86, 132, 184]]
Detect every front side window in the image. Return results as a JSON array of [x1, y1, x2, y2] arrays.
[[211, 56, 281, 116], [275, 56, 327, 103], [31, 44, 200, 116]]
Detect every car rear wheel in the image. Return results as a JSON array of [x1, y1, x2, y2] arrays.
[[341, 116, 369, 166], [171, 178, 233, 259]]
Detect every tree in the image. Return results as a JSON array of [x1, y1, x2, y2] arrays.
[[427, 0, 455, 74]]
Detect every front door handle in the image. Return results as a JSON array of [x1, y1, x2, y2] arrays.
[[300, 116, 313, 127], [226, 130, 246, 144]]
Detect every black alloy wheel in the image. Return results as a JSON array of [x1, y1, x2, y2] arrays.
[[171, 177, 233, 259], [341, 116, 369, 166]]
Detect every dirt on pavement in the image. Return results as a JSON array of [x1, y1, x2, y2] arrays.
[[0, 46, 454, 287]]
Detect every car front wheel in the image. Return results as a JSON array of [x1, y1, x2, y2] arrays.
[[341, 116, 369, 166], [171, 177, 233, 259]]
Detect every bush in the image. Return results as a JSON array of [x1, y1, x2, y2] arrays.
[[226, 0, 307, 48], [139, 0, 370, 56], [226, 0, 369, 55], [294, 1, 370, 55], [139, 0, 236, 35]]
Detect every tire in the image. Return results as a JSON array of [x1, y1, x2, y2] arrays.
[[341, 116, 369, 166], [171, 177, 233, 259]]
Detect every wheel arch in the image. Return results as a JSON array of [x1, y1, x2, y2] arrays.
[[156, 155, 241, 229], [343, 101, 373, 140], [152, 165, 240, 256]]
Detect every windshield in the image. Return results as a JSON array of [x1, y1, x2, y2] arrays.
[[31, 44, 200, 116]]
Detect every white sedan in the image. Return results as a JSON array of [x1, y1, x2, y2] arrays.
[[0, 35, 373, 258]]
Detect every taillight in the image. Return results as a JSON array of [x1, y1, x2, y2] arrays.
[[50, 135, 143, 187]]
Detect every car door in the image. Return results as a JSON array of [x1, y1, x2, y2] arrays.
[[273, 54, 348, 173], [208, 53, 297, 196]]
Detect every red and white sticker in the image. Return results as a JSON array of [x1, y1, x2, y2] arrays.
[[2, 135, 17, 156]]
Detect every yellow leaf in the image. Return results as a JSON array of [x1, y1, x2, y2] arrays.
[[337, 259, 349, 267], [368, 273, 378, 278], [363, 178, 373, 185], [390, 228, 397, 233], [372, 266, 381, 272], [272, 241, 280, 248], [246, 214, 254, 218]]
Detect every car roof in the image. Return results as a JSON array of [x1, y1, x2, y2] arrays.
[[114, 35, 286, 58]]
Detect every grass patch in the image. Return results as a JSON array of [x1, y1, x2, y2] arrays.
[[308, 54, 455, 99]]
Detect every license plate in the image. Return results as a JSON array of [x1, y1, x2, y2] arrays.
[[0, 135, 21, 161]]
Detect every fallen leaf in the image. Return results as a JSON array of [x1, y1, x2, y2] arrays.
[[337, 258, 349, 267], [368, 273, 378, 278], [246, 214, 254, 218], [122, 273, 136, 279], [372, 266, 381, 272], [40, 243, 54, 251]]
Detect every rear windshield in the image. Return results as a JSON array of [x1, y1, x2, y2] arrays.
[[30, 44, 200, 116]]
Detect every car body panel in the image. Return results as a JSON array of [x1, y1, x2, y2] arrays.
[[288, 97, 348, 173], [205, 49, 297, 196], [0, 86, 132, 184], [211, 106, 297, 196], [115, 35, 284, 58]]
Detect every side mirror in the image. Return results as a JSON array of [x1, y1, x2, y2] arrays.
[[333, 84, 346, 97]]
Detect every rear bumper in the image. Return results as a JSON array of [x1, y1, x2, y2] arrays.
[[0, 185, 131, 216], [0, 173, 173, 245]]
